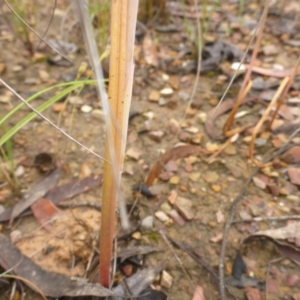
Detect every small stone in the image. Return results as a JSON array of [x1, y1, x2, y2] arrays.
[[270, 119, 284, 131], [148, 130, 164, 142], [148, 90, 160, 101], [81, 105, 92, 113], [281, 146, 300, 164], [143, 111, 155, 120], [169, 176, 180, 185], [204, 171, 219, 183], [287, 168, 300, 185], [280, 182, 298, 195], [174, 197, 194, 220], [158, 98, 167, 106], [160, 87, 173, 96], [168, 190, 177, 204], [38, 69, 50, 81], [68, 96, 83, 105], [255, 138, 268, 147], [210, 233, 223, 243], [126, 147, 141, 160], [169, 76, 179, 89], [10, 230, 22, 244], [91, 109, 106, 121], [165, 160, 178, 172], [287, 195, 300, 202], [209, 96, 219, 106], [131, 231, 141, 240], [185, 126, 199, 133], [263, 45, 279, 55], [178, 131, 191, 142], [122, 264, 133, 277], [52, 103, 65, 112], [206, 142, 220, 152], [148, 184, 166, 196], [178, 91, 189, 101], [224, 144, 236, 155], [286, 274, 299, 287], [141, 216, 154, 229], [160, 202, 172, 214], [216, 209, 224, 223], [0, 91, 13, 103], [197, 112, 207, 123], [12, 65, 23, 72], [162, 73, 169, 81], [168, 209, 186, 226], [161, 270, 173, 288], [243, 136, 252, 144], [191, 99, 202, 109], [212, 184, 221, 192], [15, 165, 25, 177], [155, 211, 170, 222], [239, 210, 252, 220], [253, 176, 267, 189], [189, 172, 201, 182], [24, 78, 40, 85], [79, 163, 92, 178]]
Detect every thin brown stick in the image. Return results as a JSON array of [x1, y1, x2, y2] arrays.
[[267, 56, 300, 130], [222, 1, 269, 136], [249, 77, 289, 168], [223, 80, 253, 136]]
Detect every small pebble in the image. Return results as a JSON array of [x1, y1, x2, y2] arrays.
[[197, 112, 207, 123], [91, 109, 105, 121], [160, 87, 173, 96], [81, 105, 92, 113], [178, 91, 189, 101], [155, 211, 170, 222], [131, 231, 141, 240], [10, 230, 22, 244], [12, 65, 23, 72], [161, 270, 173, 288], [158, 98, 167, 106], [149, 90, 160, 101], [126, 147, 141, 160], [169, 176, 180, 185], [141, 216, 154, 229], [15, 165, 25, 177], [254, 138, 267, 147]]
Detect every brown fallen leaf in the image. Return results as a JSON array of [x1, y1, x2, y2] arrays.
[[146, 145, 206, 186], [10, 168, 62, 224], [31, 198, 61, 232], [243, 222, 300, 266], [0, 233, 112, 298], [0, 174, 103, 222]]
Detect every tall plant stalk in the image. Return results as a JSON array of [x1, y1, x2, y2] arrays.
[[99, 0, 139, 287]]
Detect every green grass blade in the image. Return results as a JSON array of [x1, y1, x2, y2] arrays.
[[0, 83, 83, 146], [0, 80, 96, 127]]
